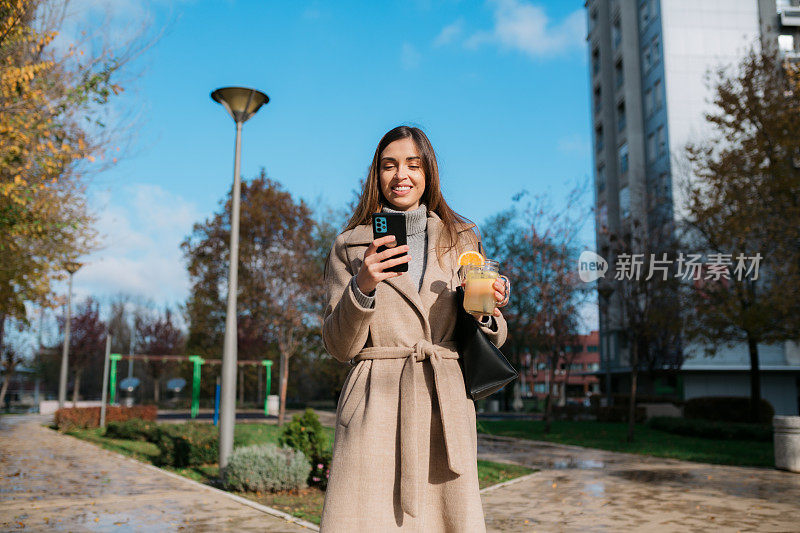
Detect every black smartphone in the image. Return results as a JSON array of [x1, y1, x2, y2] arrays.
[[371, 212, 408, 273]]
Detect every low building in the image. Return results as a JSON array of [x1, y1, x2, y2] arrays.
[[520, 330, 601, 404]]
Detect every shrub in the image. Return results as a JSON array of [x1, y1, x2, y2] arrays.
[[684, 396, 774, 424], [152, 423, 227, 467], [309, 450, 332, 491], [55, 405, 157, 431], [279, 408, 330, 488], [104, 419, 158, 441], [647, 416, 772, 441], [222, 443, 311, 493], [596, 406, 646, 423]]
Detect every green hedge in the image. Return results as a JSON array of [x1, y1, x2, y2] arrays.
[[104, 419, 159, 442], [648, 417, 772, 442], [152, 423, 243, 468], [684, 396, 774, 423]]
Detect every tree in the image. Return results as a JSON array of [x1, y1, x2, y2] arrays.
[[603, 217, 684, 442], [135, 307, 185, 403], [0, 341, 23, 409], [59, 297, 106, 405], [0, 0, 151, 354], [182, 170, 320, 425], [679, 45, 800, 422], [484, 186, 590, 432]]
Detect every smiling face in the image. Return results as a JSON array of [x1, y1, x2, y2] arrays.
[[379, 137, 426, 211]]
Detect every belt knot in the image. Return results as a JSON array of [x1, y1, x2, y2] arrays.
[[412, 339, 438, 362]]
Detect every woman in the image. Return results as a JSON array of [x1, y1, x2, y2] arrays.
[[319, 126, 508, 532]]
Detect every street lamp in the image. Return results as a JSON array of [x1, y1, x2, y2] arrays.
[[211, 86, 269, 469], [58, 261, 82, 409]]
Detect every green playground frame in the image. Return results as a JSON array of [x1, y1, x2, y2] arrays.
[[108, 354, 273, 418]]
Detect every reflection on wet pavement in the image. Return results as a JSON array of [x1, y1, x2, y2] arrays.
[[478, 433, 800, 532], [0, 415, 311, 532]]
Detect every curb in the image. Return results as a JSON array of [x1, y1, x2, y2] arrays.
[[56, 428, 320, 531], [479, 471, 540, 494]]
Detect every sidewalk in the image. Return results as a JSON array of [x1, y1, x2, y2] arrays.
[[477, 434, 800, 532], [0, 415, 312, 532], [4, 413, 800, 532]]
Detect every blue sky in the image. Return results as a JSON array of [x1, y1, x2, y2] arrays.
[[61, 0, 596, 330]]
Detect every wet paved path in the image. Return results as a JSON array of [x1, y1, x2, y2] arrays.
[[0, 415, 311, 532], [478, 434, 800, 532], [4, 412, 800, 532]]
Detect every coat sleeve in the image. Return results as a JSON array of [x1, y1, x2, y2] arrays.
[[477, 310, 508, 349], [322, 232, 375, 363]]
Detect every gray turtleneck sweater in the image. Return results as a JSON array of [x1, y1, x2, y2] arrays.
[[349, 203, 495, 328]]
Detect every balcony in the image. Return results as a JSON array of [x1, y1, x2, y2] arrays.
[[780, 6, 800, 26]]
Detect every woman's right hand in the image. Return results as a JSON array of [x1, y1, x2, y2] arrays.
[[356, 235, 410, 294]]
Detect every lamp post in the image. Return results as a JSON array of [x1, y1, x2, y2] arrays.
[[211, 86, 269, 469], [58, 261, 82, 410]]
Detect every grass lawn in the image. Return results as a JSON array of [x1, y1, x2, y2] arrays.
[[65, 422, 533, 526], [476, 419, 774, 467]]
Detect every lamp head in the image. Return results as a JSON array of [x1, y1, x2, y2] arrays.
[[64, 261, 82, 274], [211, 86, 269, 123]]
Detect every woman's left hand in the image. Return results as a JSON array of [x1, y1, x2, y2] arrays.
[[469, 278, 508, 321]]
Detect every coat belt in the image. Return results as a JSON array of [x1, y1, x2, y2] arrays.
[[351, 340, 470, 518]]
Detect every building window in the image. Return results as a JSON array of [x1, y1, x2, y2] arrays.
[[647, 132, 656, 162], [598, 203, 608, 230], [589, 8, 598, 33], [594, 85, 602, 113], [659, 172, 669, 198], [657, 125, 666, 155], [615, 59, 624, 89], [596, 125, 604, 152], [651, 35, 661, 63], [620, 185, 630, 219], [592, 47, 600, 75], [778, 34, 794, 53], [640, 1, 650, 28], [643, 46, 652, 71], [644, 87, 653, 116], [654, 79, 663, 109], [597, 164, 606, 193], [612, 18, 621, 50], [617, 101, 626, 132], [618, 142, 629, 174]]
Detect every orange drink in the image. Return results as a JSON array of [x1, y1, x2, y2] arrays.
[[461, 259, 510, 315]]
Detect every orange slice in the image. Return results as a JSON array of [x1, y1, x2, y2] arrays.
[[458, 250, 484, 267]]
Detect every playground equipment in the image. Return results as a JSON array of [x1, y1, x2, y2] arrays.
[[166, 378, 187, 406], [105, 354, 274, 419], [118, 377, 140, 407]]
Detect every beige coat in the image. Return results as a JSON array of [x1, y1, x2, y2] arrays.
[[319, 211, 508, 532]]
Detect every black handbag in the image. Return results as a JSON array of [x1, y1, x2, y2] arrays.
[[454, 285, 518, 401]]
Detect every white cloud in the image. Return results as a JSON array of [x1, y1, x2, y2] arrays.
[[465, 0, 584, 59], [434, 19, 464, 47], [72, 184, 200, 307], [401, 43, 421, 70]]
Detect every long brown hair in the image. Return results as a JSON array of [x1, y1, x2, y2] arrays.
[[344, 125, 479, 265]]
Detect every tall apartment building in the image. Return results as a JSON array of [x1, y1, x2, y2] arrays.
[[586, 0, 800, 414]]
